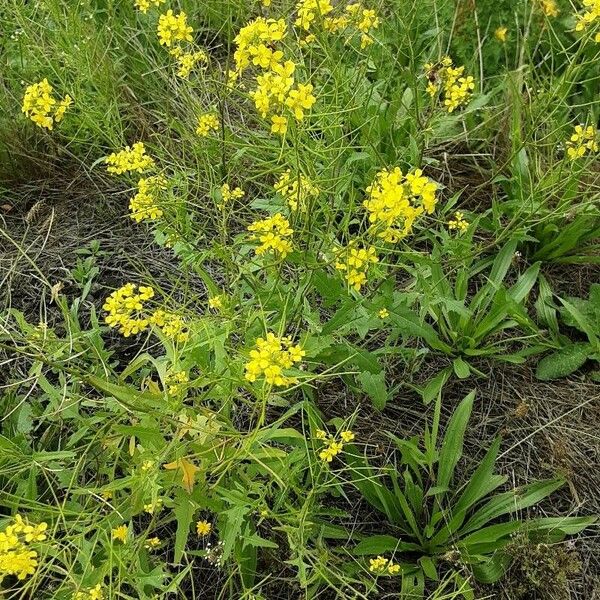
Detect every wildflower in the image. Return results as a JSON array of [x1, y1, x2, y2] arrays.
[[494, 26, 508, 42], [378, 308, 389, 319], [539, 0, 559, 17], [103, 283, 154, 337], [129, 175, 167, 222], [22, 79, 72, 130], [149, 309, 189, 342], [340, 430, 355, 442], [196, 113, 220, 137], [208, 295, 225, 310], [284, 83, 316, 121], [319, 439, 343, 462], [262, 0, 272, 6], [143, 499, 163, 514], [165, 370, 189, 396], [369, 555, 401, 575], [141, 460, 155, 472], [144, 537, 161, 549], [73, 584, 105, 600], [233, 17, 288, 73], [0, 515, 47, 583], [274, 169, 319, 211], [448, 211, 469, 233], [244, 331, 305, 387], [566, 124, 598, 160], [105, 142, 155, 175], [134, 0, 165, 12], [111, 525, 128, 543], [295, 0, 334, 31], [335, 243, 379, 292], [171, 48, 208, 78], [424, 57, 475, 112], [196, 520, 212, 536], [364, 167, 438, 242], [157, 10, 193, 47], [247, 213, 294, 258], [315, 429, 328, 440], [388, 563, 401, 574], [219, 183, 245, 207], [271, 114, 288, 135]]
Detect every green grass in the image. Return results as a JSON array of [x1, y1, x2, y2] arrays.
[[0, 0, 599, 598]]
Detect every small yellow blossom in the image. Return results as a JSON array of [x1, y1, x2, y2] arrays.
[[340, 430, 355, 442], [171, 48, 208, 78], [74, 584, 105, 600], [448, 211, 469, 233], [315, 429, 328, 440], [134, 0, 165, 13], [165, 370, 189, 396], [149, 309, 189, 343], [335, 242, 379, 292], [141, 460, 155, 472], [22, 79, 72, 130], [157, 10, 193, 47], [144, 537, 161, 549], [196, 520, 212, 536], [247, 213, 294, 258], [105, 142, 155, 175], [494, 27, 508, 42], [295, 0, 334, 31], [319, 439, 344, 462], [129, 175, 167, 222], [220, 183, 245, 207], [424, 57, 475, 112], [566, 124, 598, 160], [378, 308, 389, 319], [369, 555, 400, 574], [143, 499, 163, 514], [208, 295, 225, 310], [112, 525, 129, 543], [102, 283, 154, 337], [196, 113, 220, 137], [244, 331, 305, 387], [539, 0, 559, 17], [271, 114, 288, 135]]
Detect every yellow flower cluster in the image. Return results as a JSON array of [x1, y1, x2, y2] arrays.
[[539, 0, 559, 17], [196, 113, 220, 137], [74, 584, 104, 600], [208, 294, 225, 310], [0, 515, 47, 583], [248, 213, 294, 258], [575, 0, 600, 37], [369, 555, 400, 575], [103, 283, 155, 337], [233, 18, 316, 134], [567, 124, 599, 160], [425, 57, 475, 112], [22, 79, 72, 130], [343, 2, 380, 48], [220, 183, 245, 207], [165, 370, 189, 396], [274, 170, 320, 211], [170, 47, 208, 78], [105, 142, 155, 174], [134, 0, 164, 13], [495, 26, 508, 42], [448, 211, 469, 233], [150, 309, 190, 342], [335, 243, 379, 291], [129, 175, 167, 222], [364, 167, 438, 242], [317, 429, 354, 462], [295, 0, 334, 31], [144, 537, 161, 549], [244, 332, 305, 386], [157, 10, 193, 47]]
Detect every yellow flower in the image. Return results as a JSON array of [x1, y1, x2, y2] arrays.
[[566, 124, 598, 160], [448, 211, 469, 233], [315, 429, 328, 440], [335, 242, 379, 292], [143, 499, 163, 514], [244, 331, 305, 387], [284, 83, 316, 121], [73, 584, 105, 600], [378, 308, 389, 319], [369, 555, 401, 575], [271, 114, 288, 135], [22, 79, 72, 130], [157, 10, 193, 47], [111, 525, 129, 543], [274, 169, 319, 211], [134, 0, 165, 13], [340, 430, 355, 442], [149, 310, 190, 342], [196, 520, 212, 536], [196, 113, 220, 137], [172, 49, 208, 78], [165, 370, 189, 396], [424, 57, 475, 112], [105, 142, 155, 175], [294, 0, 334, 31], [539, 0, 559, 17], [129, 175, 167, 222], [319, 439, 344, 462], [494, 26, 508, 42], [219, 183, 245, 207], [144, 537, 161, 549], [247, 213, 294, 258], [102, 283, 154, 337]]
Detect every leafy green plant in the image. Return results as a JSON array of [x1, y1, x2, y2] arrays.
[[343, 391, 595, 598], [536, 283, 600, 380]]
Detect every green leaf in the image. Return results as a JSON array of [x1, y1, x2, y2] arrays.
[[453, 357, 471, 379], [471, 552, 512, 583], [418, 556, 438, 581], [437, 391, 475, 492], [535, 343, 591, 380], [353, 535, 420, 555], [357, 370, 388, 410], [173, 488, 195, 564]]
